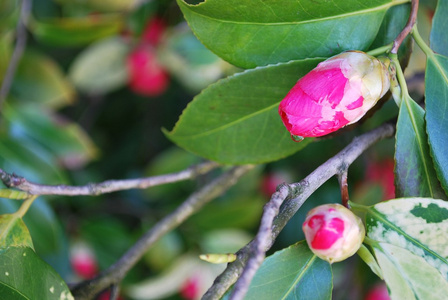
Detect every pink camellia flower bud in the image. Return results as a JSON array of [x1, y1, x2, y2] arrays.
[[279, 51, 390, 139], [302, 203, 365, 263]]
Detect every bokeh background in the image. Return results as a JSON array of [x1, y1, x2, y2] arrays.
[[0, 0, 434, 299]]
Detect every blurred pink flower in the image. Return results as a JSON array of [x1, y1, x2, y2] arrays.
[[180, 275, 200, 300], [142, 17, 167, 46], [365, 283, 390, 300], [127, 46, 169, 96], [366, 158, 395, 200], [70, 242, 98, 279]]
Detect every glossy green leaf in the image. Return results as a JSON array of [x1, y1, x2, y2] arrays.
[[177, 0, 405, 68], [425, 54, 448, 194], [11, 50, 75, 108], [0, 214, 33, 249], [69, 36, 129, 94], [372, 242, 448, 300], [29, 14, 123, 46], [369, 3, 411, 60], [370, 3, 410, 48], [430, 0, 448, 56], [0, 198, 69, 276], [366, 198, 448, 279], [245, 241, 332, 300], [164, 59, 321, 164], [394, 96, 445, 199], [0, 247, 73, 300]]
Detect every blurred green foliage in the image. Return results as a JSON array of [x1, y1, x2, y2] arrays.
[[0, 0, 436, 299]]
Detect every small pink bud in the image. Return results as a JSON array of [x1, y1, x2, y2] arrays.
[[279, 51, 390, 138], [303, 203, 365, 263]]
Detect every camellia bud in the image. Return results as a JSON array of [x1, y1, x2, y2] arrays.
[[279, 51, 390, 139], [302, 203, 365, 263]]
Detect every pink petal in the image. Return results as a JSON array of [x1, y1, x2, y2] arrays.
[[310, 217, 345, 250]]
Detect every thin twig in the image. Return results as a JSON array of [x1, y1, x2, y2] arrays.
[[391, 0, 419, 54], [338, 168, 349, 208], [229, 185, 289, 300], [203, 123, 395, 299], [0, 0, 32, 109], [71, 165, 254, 300], [0, 161, 219, 195], [110, 285, 120, 300]]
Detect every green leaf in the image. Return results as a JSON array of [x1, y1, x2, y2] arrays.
[[245, 241, 332, 300], [372, 242, 448, 300], [29, 14, 123, 46], [369, 3, 411, 61], [4, 103, 98, 168], [0, 32, 13, 81], [370, 3, 410, 48], [394, 96, 445, 199], [0, 247, 74, 300], [0, 0, 18, 33], [430, 0, 448, 56], [69, 36, 129, 94], [0, 198, 69, 276], [425, 54, 448, 194], [186, 195, 264, 231], [11, 50, 75, 108], [23, 198, 62, 257], [357, 244, 383, 279], [81, 217, 133, 269], [159, 26, 231, 92], [56, 0, 137, 12], [0, 215, 33, 249], [164, 59, 321, 164], [366, 198, 448, 280], [177, 0, 403, 68], [0, 135, 67, 184]]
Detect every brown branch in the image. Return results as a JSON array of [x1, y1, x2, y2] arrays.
[[0, 0, 32, 109], [203, 123, 396, 300], [71, 165, 254, 300], [229, 183, 289, 300], [0, 161, 219, 196], [391, 0, 419, 54], [338, 167, 349, 208]]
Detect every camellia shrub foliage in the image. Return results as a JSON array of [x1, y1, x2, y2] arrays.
[[1, 0, 448, 299]]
